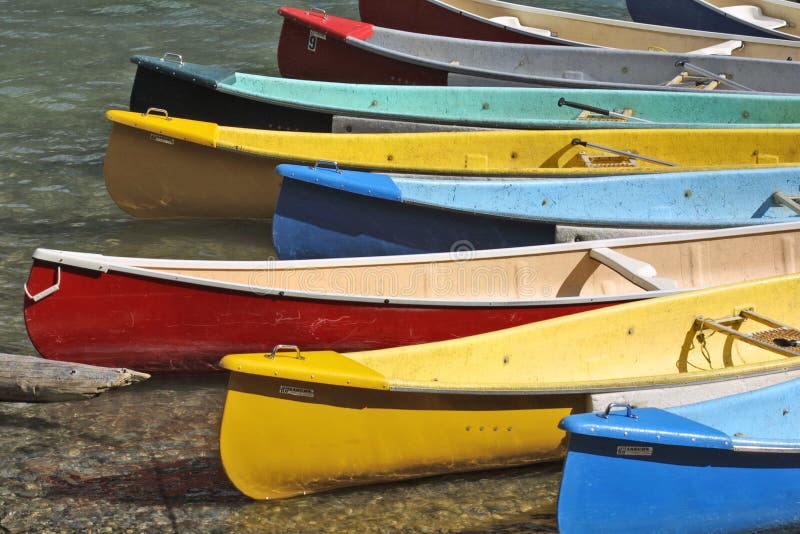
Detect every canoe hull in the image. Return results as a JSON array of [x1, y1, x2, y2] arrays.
[[23, 259, 611, 373], [273, 177, 557, 259], [129, 62, 335, 132], [103, 122, 282, 219], [220, 365, 800, 499], [559, 434, 800, 533], [278, 10, 448, 85], [358, 0, 558, 44], [221, 371, 579, 499], [272, 165, 800, 259]]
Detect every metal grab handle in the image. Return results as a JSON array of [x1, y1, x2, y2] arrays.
[[309, 7, 327, 18], [144, 108, 170, 120], [24, 266, 61, 303], [572, 138, 677, 167], [267, 344, 305, 360], [160, 52, 184, 65], [599, 402, 638, 419], [313, 160, 341, 173], [674, 60, 754, 92], [558, 98, 653, 124]]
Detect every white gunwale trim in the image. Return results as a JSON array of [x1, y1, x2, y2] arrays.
[[30, 222, 800, 307], [385, 360, 800, 395]]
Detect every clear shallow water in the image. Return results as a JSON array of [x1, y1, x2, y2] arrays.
[[1, 1, 625, 531]]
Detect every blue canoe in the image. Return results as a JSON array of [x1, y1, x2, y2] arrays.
[[557, 378, 800, 533], [272, 164, 800, 259], [625, 0, 800, 41]]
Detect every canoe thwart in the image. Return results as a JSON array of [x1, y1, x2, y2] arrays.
[[589, 247, 678, 291], [695, 309, 800, 358], [773, 191, 800, 215], [720, 5, 787, 30], [687, 39, 743, 56]]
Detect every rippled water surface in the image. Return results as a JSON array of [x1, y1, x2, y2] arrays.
[[1, 1, 626, 531]]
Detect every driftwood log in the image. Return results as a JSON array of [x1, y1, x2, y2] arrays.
[[0, 353, 150, 402]]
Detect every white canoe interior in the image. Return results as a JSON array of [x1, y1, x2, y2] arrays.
[[34, 222, 800, 306]]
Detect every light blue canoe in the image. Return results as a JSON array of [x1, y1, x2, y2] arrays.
[[558, 378, 800, 533], [272, 164, 800, 259], [129, 54, 800, 131]]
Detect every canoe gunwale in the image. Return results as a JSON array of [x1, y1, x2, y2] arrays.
[[28, 250, 674, 308], [386, 359, 800, 394], [31, 222, 800, 308]]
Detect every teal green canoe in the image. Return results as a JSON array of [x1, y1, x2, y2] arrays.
[[130, 54, 800, 131]]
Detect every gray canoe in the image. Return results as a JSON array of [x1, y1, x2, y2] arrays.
[[279, 6, 800, 93]]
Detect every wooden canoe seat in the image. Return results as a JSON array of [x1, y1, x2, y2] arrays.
[[696, 309, 800, 358], [689, 39, 743, 56], [589, 247, 678, 291], [773, 191, 800, 215], [489, 16, 553, 36], [720, 5, 787, 30], [577, 108, 634, 122], [578, 152, 638, 168], [665, 72, 721, 90]]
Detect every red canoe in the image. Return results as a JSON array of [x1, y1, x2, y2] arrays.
[[23, 223, 800, 373]]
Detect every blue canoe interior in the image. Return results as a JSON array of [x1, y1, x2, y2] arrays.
[[557, 378, 800, 533], [272, 163, 800, 259], [625, 0, 799, 41]]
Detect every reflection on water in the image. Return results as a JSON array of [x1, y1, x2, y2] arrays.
[[0, 0, 628, 530]]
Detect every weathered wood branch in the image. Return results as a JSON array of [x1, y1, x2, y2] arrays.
[[0, 353, 150, 402]]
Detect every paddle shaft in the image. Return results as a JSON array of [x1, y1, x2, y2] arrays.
[[558, 98, 653, 124]]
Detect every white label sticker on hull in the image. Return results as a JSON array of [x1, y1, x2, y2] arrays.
[[308, 30, 326, 52], [280, 385, 315, 398], [616, 446, 653, 456]]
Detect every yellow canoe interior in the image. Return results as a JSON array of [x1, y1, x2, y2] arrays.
[[104, 110, 800, 218], [219, 273, 800, 499]]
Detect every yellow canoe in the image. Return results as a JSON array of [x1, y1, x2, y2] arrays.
[[219, 273, 800, 499], [104, 109, 800, 218]]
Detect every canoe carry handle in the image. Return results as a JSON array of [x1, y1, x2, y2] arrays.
[[309, 7, 327, 18], [674, 60, 754, 92], [144, 108, 170, 120], [160, 52, 184, 65], [268, 344, 305, 360], [557, 98, 652, 124], [24, 266, 61, 303], [599, 403, 638, 419], [313, 160, 342, 173], [571, 138, 676, 167]]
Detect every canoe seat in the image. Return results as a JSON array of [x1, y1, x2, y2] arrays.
[[589, 247, 678, 291], [577, 108, 635, 122], [688, 39, 743, 56], [665, 71, 721, 91], [695, 309, 800, 359], [720, 5, 787, 30], [489, 16, 553, 37], [773, 191, 800, 215], [579, 152, 638, 168]]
